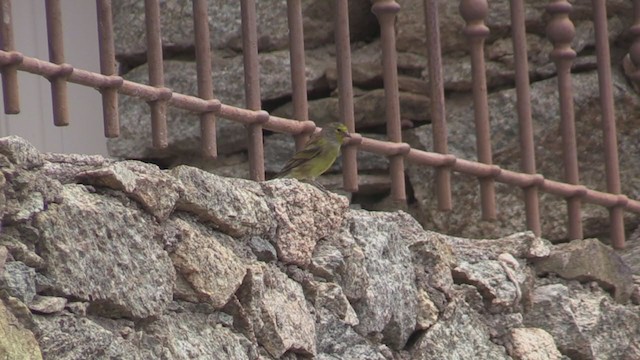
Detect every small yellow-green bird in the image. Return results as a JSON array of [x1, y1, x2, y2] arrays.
[[275, 122, 351, 186]]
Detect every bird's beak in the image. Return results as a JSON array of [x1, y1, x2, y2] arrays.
[[343, 131, 351, 138]]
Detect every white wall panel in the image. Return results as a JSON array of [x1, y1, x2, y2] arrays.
[[0, 0, 108, 156]]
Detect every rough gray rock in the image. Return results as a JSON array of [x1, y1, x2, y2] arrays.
[[235, 263, 317, 358], [415, 289, 439, 330], [505, 327, 563, 360], [65, 302, 89, 317], [135, 310, 258, 359], [262, 179, 348, 266], [620, 225, 640, 275], [621, 229, 640, 303], [41, 153, 115, 184], [314, 210, 421, 350], [452, 259, 525, 312], [76, 160, 182, 221], [33, 185, 175, 319], [306, 280, 358, 327], [523, 282, 640, 360], [1, 136, 638, 360], [168, 218, 247, 308], [0, 135, 43, 169], [0, 300, 42, 359], [346, 211, 419, 350], [4, 190, 44, 224], [34, 313, 139, 359], [247, 236, 278, 263], [1, 165, 63, 225], [533, 238, 635, 303], [0, 261, 36, 304], [446, 233, 545, 312], [0, 246, 7, 274], [305, 281, 391, 360], [0, 170, 6, 221], [408, 230, 457, 301], [35, 308, 258, 359], [410, 298, 511, 360], [443, 231, 551, 261], [171, 165, 274, 238], [28, 295, 67, 314], [315, 314, 388, 360], [0, 238, 45, 270]]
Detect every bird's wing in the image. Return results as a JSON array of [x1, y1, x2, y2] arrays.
[[275, 138, 324, 178]]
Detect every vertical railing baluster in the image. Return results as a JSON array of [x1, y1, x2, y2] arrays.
[[144, 0, 169, 149], [287, 0, 311, 149], [334, 0, 358, 192], [241, 0, 266, 181], [511, 0, 541, 236], [547, 0, 582, 240], [0, 0, 20, 114], [192, 0, 217, 159], [592, 0, 625, 248], [424, 0, 452, 211], [96, 0, 120, 138], [372, 0, 406, 203], [459, 0, 496, 220], [45, 0, 70, 126]]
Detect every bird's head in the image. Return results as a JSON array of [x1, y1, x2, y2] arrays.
[[324, 122, 351, 143]]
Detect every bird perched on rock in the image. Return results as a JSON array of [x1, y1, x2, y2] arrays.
[[275, 122, 351, 189]]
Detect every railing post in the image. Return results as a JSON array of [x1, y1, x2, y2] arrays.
[[372, 0, 407, 203], [459, 0, 496, 221], [45, 0, 70, 126], [591, 0, 625, 248], [96, 0, 120, 138], [334, 0, 359, 192], [287, 0, 311, 150], [0, 0, 20, 114], [511, 0, 541, 236], [241, 0, 266, 181], [546, 0, 583, 240], [192, 0, 217, 159], [423, 0, 452, 212], [144, 0, 169, 149]]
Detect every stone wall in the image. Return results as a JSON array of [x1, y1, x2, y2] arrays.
[[0, 135, 639, 359], [107, 0, 640, 242]]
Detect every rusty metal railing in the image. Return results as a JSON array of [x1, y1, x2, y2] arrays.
[[547, 0, 582, 240], [0, 0, 637, 248], [510, 0, 541, 237]]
